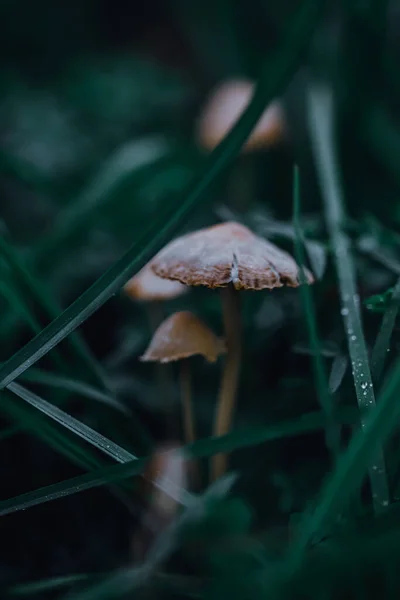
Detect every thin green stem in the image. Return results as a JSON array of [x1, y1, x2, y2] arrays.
[[308, 83, 389, 512]]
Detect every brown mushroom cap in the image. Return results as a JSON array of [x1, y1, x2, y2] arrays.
[[124, 260, 187, 302], [151, 221, 314, 291], [140, 311, 226, 363], [198, 79, 284, 152]]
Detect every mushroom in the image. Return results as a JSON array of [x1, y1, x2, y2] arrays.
[[151, 221, 314, 479], [141, 311, 225, 466], [124, 259, 187, 329], [124, 261, 188, 439], [197, 79, 285, 152]]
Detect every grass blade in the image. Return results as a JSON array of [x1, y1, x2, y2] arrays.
[[0, 406, 359, 517], [0, 0, 326, 389], [371, 275, 400, 383], [0, 389, 142, 513], [288, 347, 400, 571], [20, 368, 130, 415], [8, 382, 136, 463], [0, 390, 105, 471], [308, 83, 389, 512], [7, 383, 186, 508], [292, 164, 340, 460], [0, 457, 145, 516]]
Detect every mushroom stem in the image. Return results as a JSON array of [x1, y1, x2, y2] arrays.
[[212, 284, 242, 480], [180, 360, 196, 444]]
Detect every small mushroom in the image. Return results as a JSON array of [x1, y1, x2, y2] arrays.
[[124, 260, 187, 329], [125, 262, 187, 303], [151, 221, 313, 479], [141, 310, 225, 463], [198, 79, 285, 152], [125, 261, 188, 439]]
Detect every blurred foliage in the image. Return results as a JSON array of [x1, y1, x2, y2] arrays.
[[1, 0, 400, 599]]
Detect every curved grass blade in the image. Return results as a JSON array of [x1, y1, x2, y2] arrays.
[[8, 382, 136, 464], [0, 0, 327, 390], [292, 164, 340, 460], [0, 406, 359, 517], [371, 275, 400, 383], [308, 84, 389, 513], [20, 368, 130, 415]]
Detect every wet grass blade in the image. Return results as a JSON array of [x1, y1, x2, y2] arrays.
[[0, 406, 359, 517], [308, 83, 389, 513], [8, 382, 136, 463], [288, 345, 400, 571], [292, 164, 340, 460], [0, 0, 326, 389], [371, 275, 400, 383]]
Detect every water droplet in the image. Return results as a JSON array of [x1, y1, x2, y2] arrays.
[[341, 308, 349, 316], [351, 335, 356, 341]]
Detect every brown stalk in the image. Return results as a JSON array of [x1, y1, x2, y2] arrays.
[[212, 284, 242, 480]]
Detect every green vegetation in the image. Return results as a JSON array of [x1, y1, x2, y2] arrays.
[[1, 0, 400, 598]]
